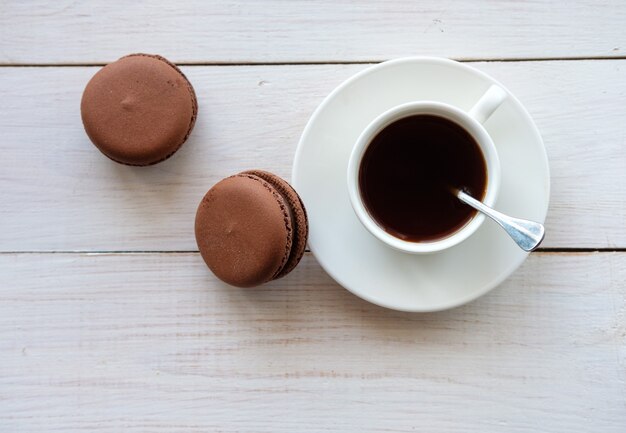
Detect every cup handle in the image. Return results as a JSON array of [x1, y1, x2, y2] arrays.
[[468, 84, 507, 124]]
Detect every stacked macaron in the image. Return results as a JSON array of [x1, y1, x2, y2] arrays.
[[195, 170, 308, 287], [80, 54, 308, 287]]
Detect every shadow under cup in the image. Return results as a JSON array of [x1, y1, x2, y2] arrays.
[[347, 101, 501, 254]]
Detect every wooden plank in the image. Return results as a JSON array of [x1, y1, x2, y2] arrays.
[[1, 1, 625, 64], [0, 61, 624, 250], [0, 252, 624, 432]]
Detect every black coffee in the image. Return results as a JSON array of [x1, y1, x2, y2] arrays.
[[359, 114, 487, 242]]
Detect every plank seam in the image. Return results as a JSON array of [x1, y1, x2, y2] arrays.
[[2, 56, 626, 67], [0, 248, 624, 254]]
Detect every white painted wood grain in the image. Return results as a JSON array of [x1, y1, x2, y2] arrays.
[[0, 252, 624, 432], [0, 61, 625, 250], [1, 1, 625, 64]]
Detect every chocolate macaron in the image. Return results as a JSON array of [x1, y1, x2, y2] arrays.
[[195, 170, 308, 288], [81, 53, 198, 166]]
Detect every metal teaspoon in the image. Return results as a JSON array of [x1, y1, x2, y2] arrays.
[[452, 188, 545, 252]]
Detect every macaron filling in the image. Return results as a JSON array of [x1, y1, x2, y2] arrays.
[[268, 184, 296, 280]]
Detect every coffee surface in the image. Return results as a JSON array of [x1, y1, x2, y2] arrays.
[[359, 114, 487, 242]]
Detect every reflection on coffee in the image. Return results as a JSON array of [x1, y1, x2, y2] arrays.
[[359, 114, 487, 242]]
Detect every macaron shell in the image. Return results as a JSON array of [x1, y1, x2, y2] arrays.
[[81, 54, 197, 166], [242, 170, 309, 279], [195, 174, 293, 288]]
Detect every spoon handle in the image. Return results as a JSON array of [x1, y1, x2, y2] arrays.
[[457, 190, 545, 252]]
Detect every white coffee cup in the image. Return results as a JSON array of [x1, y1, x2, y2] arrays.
[[347, 85, 507, 254]]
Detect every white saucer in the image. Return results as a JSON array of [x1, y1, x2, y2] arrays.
[[292, 57, 550, 312]]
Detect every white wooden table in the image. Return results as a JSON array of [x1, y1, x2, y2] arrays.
[[1, 2, 625, 432]]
